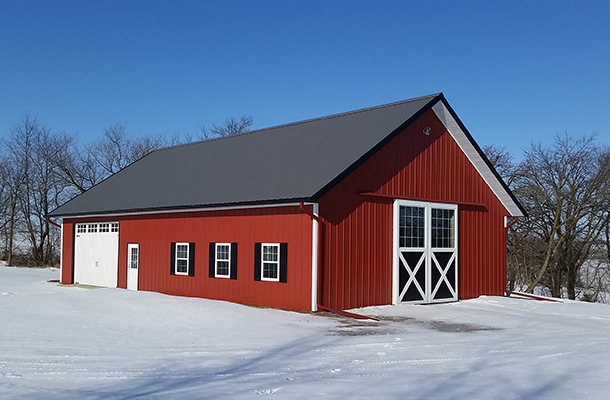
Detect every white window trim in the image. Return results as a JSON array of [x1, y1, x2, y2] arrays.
[[261, 243, 280, 282], [175, 242, 190, 276], [215, 243, 231, 278]]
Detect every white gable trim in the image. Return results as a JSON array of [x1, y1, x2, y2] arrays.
[[432, 101, 524, 217]]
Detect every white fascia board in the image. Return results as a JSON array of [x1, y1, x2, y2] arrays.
[[61, 202, 314, 220], [432, 101, 524, 217]]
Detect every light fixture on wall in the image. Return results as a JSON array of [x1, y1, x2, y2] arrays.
[[423, 127, 431, 136]]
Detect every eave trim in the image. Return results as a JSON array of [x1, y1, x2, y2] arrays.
[[56, 201, 316, 220]]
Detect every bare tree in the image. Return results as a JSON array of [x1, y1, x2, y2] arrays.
[[1, 115, 69, 265], [0, 155, 24, 265], [514, 135, 609, 298], [82, 123, 169, 184], [199, 115, 254, 140], [483, 145, 520, 188], [89, 124, 132, 176], [40, 132, 99, 194]]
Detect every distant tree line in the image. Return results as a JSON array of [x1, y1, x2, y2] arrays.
[[485, 135, 610, 302], [0, 114, 252, 267]]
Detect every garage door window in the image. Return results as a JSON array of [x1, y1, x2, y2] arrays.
[[76, 223, 119, 235]]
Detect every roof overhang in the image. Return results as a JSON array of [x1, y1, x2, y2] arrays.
[[51, 201, 317, 220], [432, 98, 526, 217]]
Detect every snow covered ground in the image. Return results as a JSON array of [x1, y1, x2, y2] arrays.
[[1, 267, 609, 399]]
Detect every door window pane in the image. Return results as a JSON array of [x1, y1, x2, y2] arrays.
[[399, 206, 425, 248], [431, 208, 455, 248], [130, 247, 138, 269]]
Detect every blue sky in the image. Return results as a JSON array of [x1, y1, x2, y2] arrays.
[[1, 1, 608, 158]]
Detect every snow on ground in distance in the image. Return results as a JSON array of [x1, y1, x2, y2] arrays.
[[1, 267, 609, 399]]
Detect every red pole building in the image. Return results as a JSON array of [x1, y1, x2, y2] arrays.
[[50, 94, 525, 312]]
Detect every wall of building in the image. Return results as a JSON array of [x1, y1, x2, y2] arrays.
[[318, 109, 509, 310], [62, 205, 314, 311], [60, 222, 74, 284]]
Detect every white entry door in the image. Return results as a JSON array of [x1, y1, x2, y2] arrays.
[[394, 200, 458, 304], [127, 243, 139, 291]]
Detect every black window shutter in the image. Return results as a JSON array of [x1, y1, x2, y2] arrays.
[[230, 243, 238, 280], [279, 243, 288, 283], [188, 243, 195, 276], [209, 242, 216, 278], [254, 243, 261, 281], [170, 242, 176, 275]]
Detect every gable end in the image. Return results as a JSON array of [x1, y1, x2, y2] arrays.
[[432, 99, 526, 217]]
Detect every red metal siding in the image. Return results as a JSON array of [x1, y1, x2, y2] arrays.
[[62, 205, 314, 311], [319, 109, 509, 309], [60, 222, 74, 284]]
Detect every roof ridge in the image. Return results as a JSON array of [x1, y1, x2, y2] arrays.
[[250, 93, 442, 135], [157, 93, 442, 152]]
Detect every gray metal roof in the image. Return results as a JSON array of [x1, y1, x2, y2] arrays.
[[49, 93, 525, 217]]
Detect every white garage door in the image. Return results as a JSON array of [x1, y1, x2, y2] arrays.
[[74, 222, 119, 287]]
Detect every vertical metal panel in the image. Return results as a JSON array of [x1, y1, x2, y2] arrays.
[[319, 109, 510, 310], [64, 205, 313, 311], [60, 222, 74, 284]]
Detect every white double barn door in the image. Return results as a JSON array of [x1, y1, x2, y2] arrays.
[[394, 200, 458, 304]]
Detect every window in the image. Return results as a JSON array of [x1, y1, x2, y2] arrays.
[[208, 243, 237, 279], [399, 206, 425, 248], [170, 242, 195, 276], [76, 222, 118, 234], [175, 243, 189, 274], [431, 208, 455, 248], [254, 243, 287, 283], [262, 244, 279, 281], [216, 244, 230, 276]]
